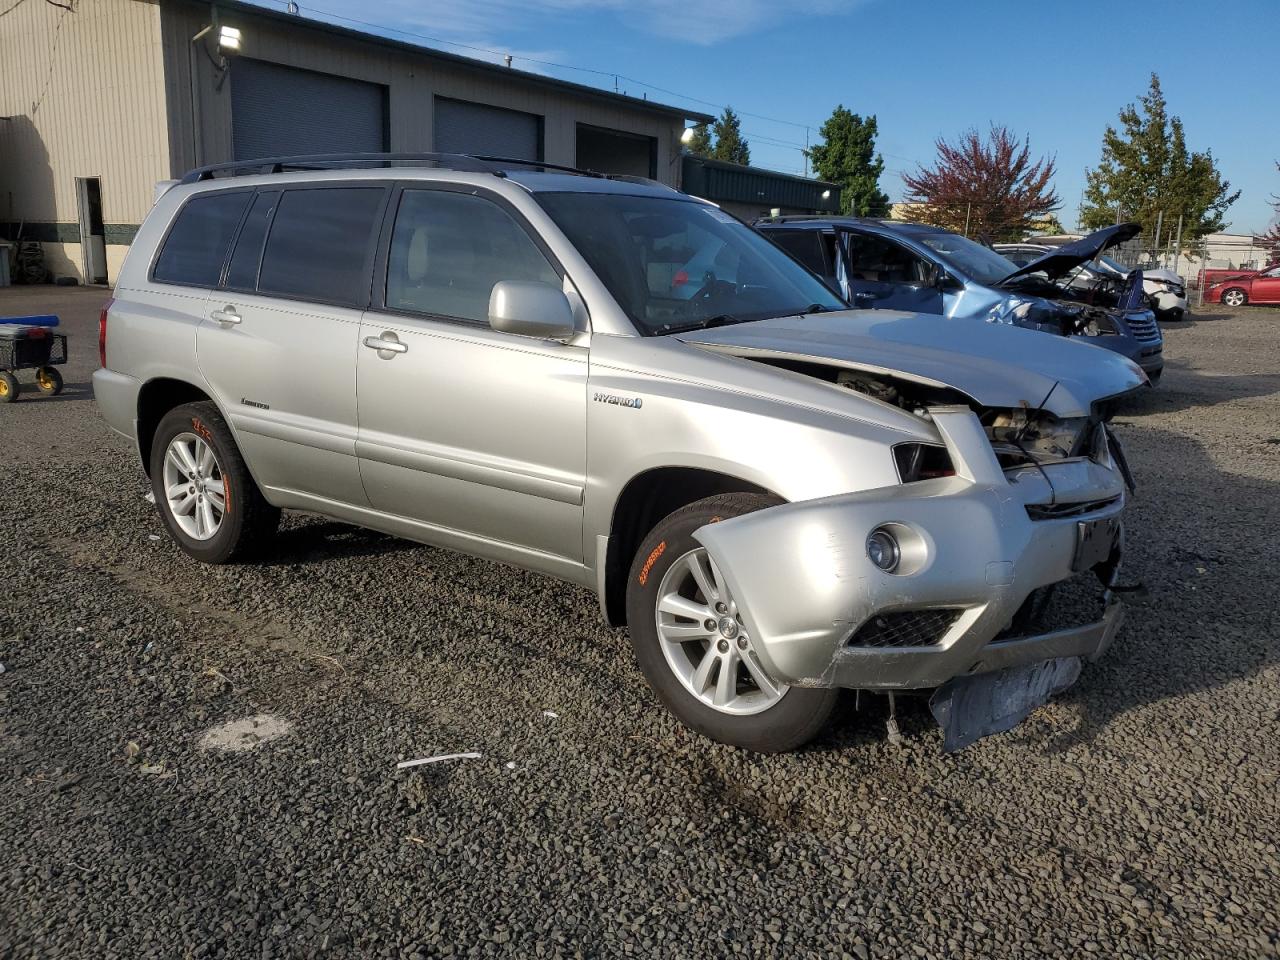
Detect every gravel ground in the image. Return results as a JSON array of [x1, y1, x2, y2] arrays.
[[2, 286, 1278, 959]]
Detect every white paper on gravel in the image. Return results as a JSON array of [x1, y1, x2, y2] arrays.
[[396, 752, 482, 770]]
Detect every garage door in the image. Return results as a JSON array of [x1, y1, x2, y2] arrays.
[[577, 124, 655, 178], [433, 98, 541, 161], [231, 59, 387, 161]]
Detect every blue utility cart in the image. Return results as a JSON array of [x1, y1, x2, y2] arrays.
[[0, 315, 66, 402]]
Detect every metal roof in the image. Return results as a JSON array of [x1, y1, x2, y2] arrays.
[[173, 0, 714, 125], [682, 156, 840, 214]]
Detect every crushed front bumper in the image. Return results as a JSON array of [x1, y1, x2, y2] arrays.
[[692, 406, 1128, 692]]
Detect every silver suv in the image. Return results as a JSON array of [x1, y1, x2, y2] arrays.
[[94, 155, 1145, 752]]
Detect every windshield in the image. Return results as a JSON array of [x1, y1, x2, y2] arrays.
[[535, 192, 844, 335], [1099, 255, 1131, 274], [914, 232, 1020, 286]]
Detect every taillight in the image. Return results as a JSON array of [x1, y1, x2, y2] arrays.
[[98, 297, 113, 367]]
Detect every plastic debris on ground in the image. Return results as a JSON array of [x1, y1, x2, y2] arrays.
[[395, 752, 482, 770], [929, 657, 1082, 753], [542, 710, 559, 719]]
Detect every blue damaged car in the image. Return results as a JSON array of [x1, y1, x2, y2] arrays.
[[756, 218, 1164, 384]]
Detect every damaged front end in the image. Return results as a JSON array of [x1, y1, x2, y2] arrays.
[[690, 392, 1131, 751]]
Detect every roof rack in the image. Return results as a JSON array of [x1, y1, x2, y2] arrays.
[[179, 152, 503, 184], [180, 152, 673, 189]]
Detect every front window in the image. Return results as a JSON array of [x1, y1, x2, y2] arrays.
[[535, 192, 843, 335], [914, 232, 1019, 286]]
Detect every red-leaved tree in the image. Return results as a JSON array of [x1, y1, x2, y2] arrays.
[[900, 125, 1060, 242]]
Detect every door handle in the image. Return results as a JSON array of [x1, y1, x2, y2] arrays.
[[363, 333, 408, 356], [210, 306, 242, 325]]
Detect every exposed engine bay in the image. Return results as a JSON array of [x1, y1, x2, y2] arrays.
[[753, 358, 1106, 475]]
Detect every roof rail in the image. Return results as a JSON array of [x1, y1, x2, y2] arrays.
[[474, 156, 606, 179], [179, 152, 503, 184]]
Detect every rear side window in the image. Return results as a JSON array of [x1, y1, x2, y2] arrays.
[[258, 187, 385, 306], [153, 192, 251, 287], [767, 230, 828, 276], [224, 190, 279, 291], [385, 189, 559, 324]]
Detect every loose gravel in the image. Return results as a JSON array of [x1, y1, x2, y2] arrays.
[[2, 287, 1278, 959]]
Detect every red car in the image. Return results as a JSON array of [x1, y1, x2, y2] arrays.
[[1205, 264, 1280, 307]]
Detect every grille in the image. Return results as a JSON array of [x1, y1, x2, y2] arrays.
[[847, 609, 963, 649], [1124, 313, 1162, 343]]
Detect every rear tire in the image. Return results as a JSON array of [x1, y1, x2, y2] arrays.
[[149, 401, 280, 563], [0, 371, 17, 403], [35, 366, 63, 396], [625, 493, 839, 753], [1221, 287, 1248, 308]]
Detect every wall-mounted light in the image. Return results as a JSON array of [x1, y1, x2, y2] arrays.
[[821, 189, 831, 200], [219, 25, 241, 52], [680, 127, 695, 145]]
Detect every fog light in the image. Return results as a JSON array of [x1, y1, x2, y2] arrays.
[[867, 527, 900, 573]]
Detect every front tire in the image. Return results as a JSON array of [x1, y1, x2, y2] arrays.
[[35, 366, 63, 396], [1221, 287, 1248, 308], [149, 401, 280, 563], [0, 371, 18, 403], [626, 493, 839, 753]]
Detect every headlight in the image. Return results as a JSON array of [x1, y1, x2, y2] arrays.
[[867, 527, 901, 573]]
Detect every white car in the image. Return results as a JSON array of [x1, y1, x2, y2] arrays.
[[997, 244, 1188, 321]]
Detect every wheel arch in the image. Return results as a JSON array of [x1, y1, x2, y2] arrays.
[[1221, 286, 1248, 305], [600, 466, 776, 627], [136, 378, 219, 476]]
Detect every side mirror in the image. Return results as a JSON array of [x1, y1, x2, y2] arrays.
[[934, 268, 962, 292], [488, 281, 576, 341]]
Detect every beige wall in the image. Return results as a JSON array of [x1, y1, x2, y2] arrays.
[[0, 0, 170, 282], [159, 4, 686, 185]]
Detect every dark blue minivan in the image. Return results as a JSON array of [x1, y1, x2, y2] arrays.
[[756, 217, 1164, 383]]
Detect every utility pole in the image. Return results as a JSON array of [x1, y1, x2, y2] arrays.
[[803, 126, 810, 178], [963, 202, 972, 238], [1172, 214, 1184, 277], [1153, 210, 1163, 268]]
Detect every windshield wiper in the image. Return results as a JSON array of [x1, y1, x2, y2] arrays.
[[660, 314, 742, 335]]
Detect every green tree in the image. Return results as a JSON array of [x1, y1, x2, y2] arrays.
[[808, 106, 889, 216], [1081, 74, 1239, 244], [1254, 161, 1279, 256], [711, 107, 750, 166], [685, 122, 712, 159]]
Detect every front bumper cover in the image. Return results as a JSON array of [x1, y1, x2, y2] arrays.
[[692, 406, 1128, 692]]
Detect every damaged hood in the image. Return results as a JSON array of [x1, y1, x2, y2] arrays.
[[677, 310, 1147, 418], [998, 223, 1142, 285]]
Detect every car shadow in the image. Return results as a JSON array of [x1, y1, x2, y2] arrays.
[[262, 520, 420, 566], [1112, 357, 1280, 418]]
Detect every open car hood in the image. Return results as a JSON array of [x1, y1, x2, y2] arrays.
[[677, 309, 1148, 419], [998, 223, 1142, 286]]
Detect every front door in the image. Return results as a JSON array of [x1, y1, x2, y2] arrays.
[[197, 184, 389, 506], [1251, 265, 1280, 303], [355, 185, 588, 565], [838, 229, 944, 314]]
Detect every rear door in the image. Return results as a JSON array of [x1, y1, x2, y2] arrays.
[[838, 229, 944, 314], [355, 184, 588, 565], [196, 182, 390, 506]]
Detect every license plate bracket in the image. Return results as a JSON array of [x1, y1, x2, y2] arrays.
[[1073, 516, 1120, 572]]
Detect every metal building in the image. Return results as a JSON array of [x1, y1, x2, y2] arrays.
[[0, 0, 711, 284], [681, 156, 841, 221]]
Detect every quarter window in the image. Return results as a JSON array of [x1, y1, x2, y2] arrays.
[[258, 187, 385, 306], [153, 192, 251, 287], [767, 230, 829, 276], [385, 190, 559, 324]]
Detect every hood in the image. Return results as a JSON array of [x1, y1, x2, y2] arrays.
[[677, 310, 1147, 419], [1142, 267, 1182, 284], [998, 223, 1142, 286]]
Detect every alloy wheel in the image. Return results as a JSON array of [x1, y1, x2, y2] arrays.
[[654, 548, 787, 715], [1223, 289, 1246, 307], [162, 432, 227, 540]]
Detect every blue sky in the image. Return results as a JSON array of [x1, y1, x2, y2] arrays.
[[259, 0, 1279, 234]]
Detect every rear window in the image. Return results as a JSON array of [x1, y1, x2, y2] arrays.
[[153, 192, 251, 287], [767, 230, 829, 276], [258, 187, 385, 306]]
